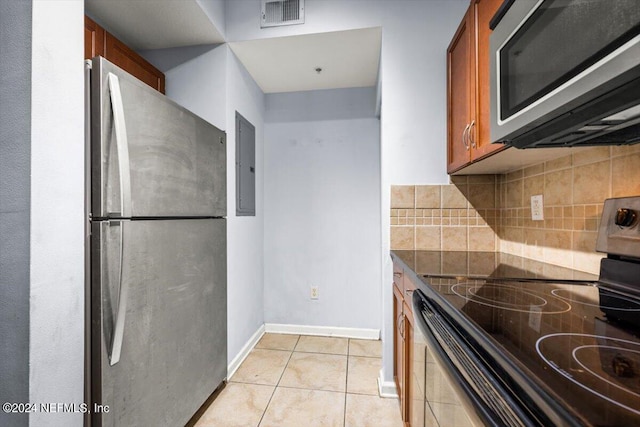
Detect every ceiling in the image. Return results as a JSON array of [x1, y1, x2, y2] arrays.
[[85, 1, 381, 94], [229, 28, 382, 93], [85, 0, 225, 50]]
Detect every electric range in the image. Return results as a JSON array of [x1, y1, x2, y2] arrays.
[[397, 197, 640, 426]]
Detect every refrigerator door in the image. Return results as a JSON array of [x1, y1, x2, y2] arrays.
[[91, 218, 227, 426], [91, 57, 226, 219]]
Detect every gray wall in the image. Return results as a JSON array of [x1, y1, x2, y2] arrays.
[[0, 1, 32, 425]]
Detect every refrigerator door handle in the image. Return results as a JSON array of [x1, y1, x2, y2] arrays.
[[109, 221, 129, 366], [108, 73, 132, 218]]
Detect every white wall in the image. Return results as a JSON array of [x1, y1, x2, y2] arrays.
[[1, 1, 468, 414], [29, 1, 85, 426], [162, 45, 266, 367], [164, 45, 228, 129], [226, 0, 467, 184], [197, 0, 226, 39], [224, 48, 266, 361], [264, 88, 381, 329], [226, 0, 468, 386], [376, 1, 467, 385]]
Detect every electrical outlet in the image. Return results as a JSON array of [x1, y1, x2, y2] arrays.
[[531, 195, 544, 221], [310, 285, 319, 300]]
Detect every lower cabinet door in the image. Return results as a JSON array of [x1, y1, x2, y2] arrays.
[[393, 285, 405, 414], [404, 302, 415, 426]]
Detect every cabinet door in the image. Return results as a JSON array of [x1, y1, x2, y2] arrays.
[[447, 5, 475, 173], [105, 33, 166, 94], [84, 16, 166, 94], [411, 305, 426, 427], [393, 262, 404, 294], [404, 275, 416, 312], [403, 301, 415, 426], [84, 16, 105, 59], [393, 285, 405, 417], [471, 0, 505, 161]]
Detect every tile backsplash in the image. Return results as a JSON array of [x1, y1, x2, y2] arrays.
[[391, 145, 640, 274], [390, 176, 499, 252]]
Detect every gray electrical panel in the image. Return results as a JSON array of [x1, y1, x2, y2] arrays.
[[236, 112, 255, 216]]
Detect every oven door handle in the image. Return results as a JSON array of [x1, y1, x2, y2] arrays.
[[411, 290, 534, 427]]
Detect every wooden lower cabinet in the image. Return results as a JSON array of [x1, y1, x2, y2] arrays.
[[393, 285, 405, 416], [403, 300, 415, 427], [84, 16, 165, 94], [393, 264, 416, 426]]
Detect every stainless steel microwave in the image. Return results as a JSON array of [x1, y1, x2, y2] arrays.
[[490, 0, 640, 149]]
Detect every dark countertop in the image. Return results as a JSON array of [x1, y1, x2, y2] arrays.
[[391, 250, 598, 282], [390, 251, 640, 426]]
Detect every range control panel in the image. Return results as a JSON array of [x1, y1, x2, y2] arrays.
[[596, 197, 640, 257]]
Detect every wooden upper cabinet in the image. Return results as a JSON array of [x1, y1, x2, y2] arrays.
[[84, 16, 105, 59], [84, 16, 165, 94], [104, 33, 165, 94], [447, 5, 475, 173], [472, 0, 504, 160], [447, 0, 504, 174]]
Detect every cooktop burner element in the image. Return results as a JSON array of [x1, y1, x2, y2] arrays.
[[551, 288, 640, 312], [536, 333, 640, 416], [452, 282, 572, 314]]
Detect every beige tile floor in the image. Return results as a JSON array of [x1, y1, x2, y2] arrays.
[[195, 334, 403, 427]]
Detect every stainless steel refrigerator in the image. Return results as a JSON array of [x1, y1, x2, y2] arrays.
[[86, 57, 227, 426]]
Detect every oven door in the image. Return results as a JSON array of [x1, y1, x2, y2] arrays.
[[412, 290, 534, 427], [490, 0, 640, 144]]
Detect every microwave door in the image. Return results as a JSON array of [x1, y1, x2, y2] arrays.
[[490, 0, 640, 147]]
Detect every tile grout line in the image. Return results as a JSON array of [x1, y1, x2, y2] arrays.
[[344, 338, 350, 427], [256, 334, 301, 427], [243, 335, 384, 426], [270, 384, 367, 394], [209, 335, 387, 427]]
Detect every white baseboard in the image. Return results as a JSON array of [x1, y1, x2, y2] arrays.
[[264, 323, 380, 340], [377, 369, 398, 398], [227, 324, 265, 380]]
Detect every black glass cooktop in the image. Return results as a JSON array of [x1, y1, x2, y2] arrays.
[[393, 251, 640, 426]]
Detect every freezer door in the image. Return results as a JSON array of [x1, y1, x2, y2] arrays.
[[91, 219, 227, 427], [91, 57, 226, 219]]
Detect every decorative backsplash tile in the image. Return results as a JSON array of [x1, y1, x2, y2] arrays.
[[390, 145, 640, 274], [390, 179, 499, 252]]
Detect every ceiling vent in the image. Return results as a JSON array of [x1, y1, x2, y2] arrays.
[[261, 0, 304, 28]]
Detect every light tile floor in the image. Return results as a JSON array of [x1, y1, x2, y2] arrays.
[[195, 334, 403, 427]]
